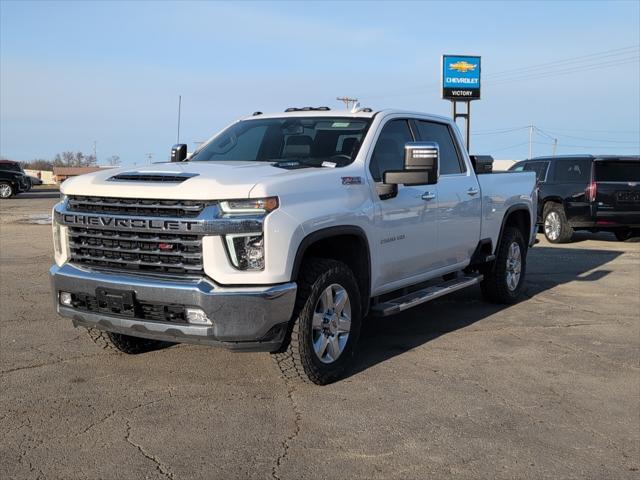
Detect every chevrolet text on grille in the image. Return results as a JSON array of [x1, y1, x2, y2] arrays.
[[55, 210, 264, 235]]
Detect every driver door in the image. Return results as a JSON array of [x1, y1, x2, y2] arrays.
[[370, 118, 440, 293]]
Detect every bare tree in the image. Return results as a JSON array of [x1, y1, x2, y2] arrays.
[[105, 155, 121, 166], [22, 159, 54, 171], [53, 151, 97, 167]]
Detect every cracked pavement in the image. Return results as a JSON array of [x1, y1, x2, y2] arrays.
[[1, 197, 639, 479]]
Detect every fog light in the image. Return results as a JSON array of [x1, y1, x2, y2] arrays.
[[185, 308, 212, 325], [60, 291, 73, 306]]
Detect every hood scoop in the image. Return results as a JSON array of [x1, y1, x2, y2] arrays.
[[108, 171, 199, 183]]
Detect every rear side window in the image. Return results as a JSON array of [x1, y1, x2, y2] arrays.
[[524, 161, 549, 182], [415, 121, 465, 175], [553, 158, 591, 182], [595, 161, 640, 182]]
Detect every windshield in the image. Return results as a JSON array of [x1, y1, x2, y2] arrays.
[[190, 117, 371, 167]]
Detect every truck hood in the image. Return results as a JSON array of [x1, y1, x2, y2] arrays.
[[60, 161, 306, 200]]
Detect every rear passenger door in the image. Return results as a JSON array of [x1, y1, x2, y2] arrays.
[[414, 120, 481, 267], [550, 157, 592, 220]]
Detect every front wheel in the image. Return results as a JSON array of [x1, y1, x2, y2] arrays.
[[86, 328, 172, 354], [0, 182, 14, 199], [481, 226, 527, 304], [272, 258, 362, 385]]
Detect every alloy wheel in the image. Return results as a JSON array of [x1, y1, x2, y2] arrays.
[[544, 211, 561, 241], [311, 283, 351, 364], [505, 241, 522, 291]]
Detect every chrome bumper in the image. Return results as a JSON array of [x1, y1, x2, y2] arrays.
[[50, 264, 296, 352]]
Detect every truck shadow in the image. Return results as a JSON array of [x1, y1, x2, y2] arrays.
[[345, 245, 623, 381]]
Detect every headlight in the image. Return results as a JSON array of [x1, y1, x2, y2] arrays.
[[52, 218, 69, 266], [225, 234, 264, 270], [220, 197, 278, 214], [60, 192, 67, 203]]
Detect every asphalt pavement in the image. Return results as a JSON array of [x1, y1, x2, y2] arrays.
[[1, 196, 638, 480]]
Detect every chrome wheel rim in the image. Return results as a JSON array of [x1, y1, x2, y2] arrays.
[[312, 283, 351, 364], [544, 211, 561, 241], [0, 184, 11, 198], [505, 241, 522, 291]]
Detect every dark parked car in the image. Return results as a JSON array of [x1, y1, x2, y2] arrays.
[[510, 155, 640, 242], [0, 160, 30, 198]]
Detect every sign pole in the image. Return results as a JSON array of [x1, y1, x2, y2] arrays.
[[451, 100, 471, 152]]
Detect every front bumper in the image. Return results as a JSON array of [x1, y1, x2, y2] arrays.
[[50, 264, 296, 352]]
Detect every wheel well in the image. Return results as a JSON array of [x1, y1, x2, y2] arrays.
[[292, 230, 371, 315], [503, 208, 531, 248]]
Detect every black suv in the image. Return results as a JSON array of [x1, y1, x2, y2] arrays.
[[0, 160, 30, 198], [510, 155, 640, 242]]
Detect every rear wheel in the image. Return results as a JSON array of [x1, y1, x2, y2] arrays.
[[481, 226, 527, 304], [272, 258, 361, 385], [0, 182, 14, 199], [86, 328, 172, 354], [543, 203, 573, 243], [614, 229, 640, 241]]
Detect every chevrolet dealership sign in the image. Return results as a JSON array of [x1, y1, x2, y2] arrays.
[[442, 55, 481, 100]]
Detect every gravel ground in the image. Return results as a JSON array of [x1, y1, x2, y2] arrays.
[[1, 196, 639, 480]]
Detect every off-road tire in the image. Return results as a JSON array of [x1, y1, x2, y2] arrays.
[[543, 202, 574, 243], [86, 328, 172, 354], [0, 182, 14, 199], [272, 258, 362, 385], [481, 226, 527, 304], [614, 228, 638, 241]]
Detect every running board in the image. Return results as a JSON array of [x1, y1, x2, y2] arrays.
[[371, 274, 483, 317]]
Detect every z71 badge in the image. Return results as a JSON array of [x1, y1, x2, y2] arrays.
[[341, 176, 363, 185]]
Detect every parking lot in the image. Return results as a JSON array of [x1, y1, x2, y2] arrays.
[[1, 195, 638, 480]]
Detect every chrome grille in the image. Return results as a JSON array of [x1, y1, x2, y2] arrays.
[[67, 196, 213, 218], [69, 227, 203, 275], [65, 196, 209, 276]]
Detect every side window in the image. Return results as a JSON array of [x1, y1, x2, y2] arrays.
[[415, 120, 465, 175], [553, 158, 591, 182], [524, 161, 550, 182], [369, 119, 414, 182], [511, 163, 525, 172]]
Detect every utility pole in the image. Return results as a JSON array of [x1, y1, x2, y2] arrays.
[[146, 153, 154, 164], [336, 96, 358, 110], [177, 95, 182, 144], [92, 141, 97, 164], [528, 125, 534, 159], [552, 138, 558, 156]]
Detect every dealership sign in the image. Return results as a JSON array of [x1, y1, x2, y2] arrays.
[[442, 55, 481, 100]]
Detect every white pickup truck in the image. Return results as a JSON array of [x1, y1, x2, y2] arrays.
[[51, 107, 537, 384]]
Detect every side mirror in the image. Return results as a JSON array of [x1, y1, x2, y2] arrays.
[[383, 142, 439, 186], [171, 144, 187, 162]]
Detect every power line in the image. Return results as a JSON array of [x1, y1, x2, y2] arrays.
[[485, 57, 638, 86], [533, 140, 639, 149], [472, 126, 529, 135], [535, 127, 640, 144], [536, 126, 640, 134], [483, 45, 639, 79]]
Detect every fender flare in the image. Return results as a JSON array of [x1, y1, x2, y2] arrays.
[[497, 205, 533, 251], [290, 225, 372, 311]]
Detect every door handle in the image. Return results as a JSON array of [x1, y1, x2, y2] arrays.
[[421, 191, 436, 201], [466, 187, 479, 196]]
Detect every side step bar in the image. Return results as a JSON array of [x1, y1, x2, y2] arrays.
[[370, 274, 483, 317]]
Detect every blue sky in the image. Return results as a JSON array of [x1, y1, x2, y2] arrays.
[[1, 0, 639, 164]]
